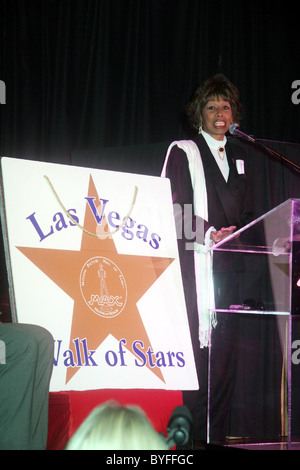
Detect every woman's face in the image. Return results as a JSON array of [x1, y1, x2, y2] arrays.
[[201, 96, 233, 141]]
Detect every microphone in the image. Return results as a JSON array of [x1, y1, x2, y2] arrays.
[[229, 123, 255, 142], [165, 405, 193, 448]]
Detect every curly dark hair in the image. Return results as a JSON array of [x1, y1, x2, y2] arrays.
[[185, 74, 242, 132]]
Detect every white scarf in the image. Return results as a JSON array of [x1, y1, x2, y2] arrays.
[[161, 140, 216, 348]]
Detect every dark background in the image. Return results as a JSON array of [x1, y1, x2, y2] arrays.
[[0, 0, 300, 163]]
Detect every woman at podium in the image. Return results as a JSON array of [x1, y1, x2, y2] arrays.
[[161, 74, 253, 444]]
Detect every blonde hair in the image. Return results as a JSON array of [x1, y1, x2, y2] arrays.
[[65, 401, 168, 450]]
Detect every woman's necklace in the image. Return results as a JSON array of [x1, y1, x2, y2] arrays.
[[218, 146, 225, 160]]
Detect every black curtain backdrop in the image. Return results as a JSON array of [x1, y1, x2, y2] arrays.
[[0, 0, 300, 163]]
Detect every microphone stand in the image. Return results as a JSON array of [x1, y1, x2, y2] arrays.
[[229, 124, 300, 174], [255, 139, 300, 174]]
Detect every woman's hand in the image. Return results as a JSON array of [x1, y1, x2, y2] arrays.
[[210, 226, 236, 243]]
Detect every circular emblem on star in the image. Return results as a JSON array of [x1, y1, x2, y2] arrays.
[[80, 256, 127, 318]]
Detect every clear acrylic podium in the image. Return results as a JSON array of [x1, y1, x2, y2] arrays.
[[208, 199, 300, 449]]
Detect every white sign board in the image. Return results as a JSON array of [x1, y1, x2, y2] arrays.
[[0, 157, 198, 392]]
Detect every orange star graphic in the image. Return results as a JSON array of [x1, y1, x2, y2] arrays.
[[17, 175, 174, 385]]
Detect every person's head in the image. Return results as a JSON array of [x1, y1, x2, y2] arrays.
[[65, 401, 168, 450], [185, 74, 242, 140]]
